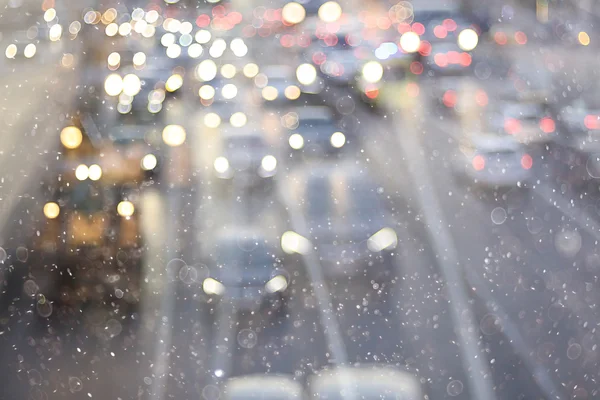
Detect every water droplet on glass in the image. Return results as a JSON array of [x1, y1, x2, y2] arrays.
[[567, 343, 582, 360], [179, 264, 199, 284], [27, 369, 42, 386], [547, 302, 565, 322], [23, 280, 39, 297], [0, 247, 6, 263], [446, 380, 464, 396], [554, 229, 582, 258], [115, 289, 124, 299], [586, 154, 600, 178], [202, 384, 221, 400], [68, 376, 83, 392], [526, 217, 543, 234], [336, 96, 355, 115], [479, 313, 502, 335], [237, 328, 258, 349], [36, 299, 52, 318], [104, 319, 122, 338], [490, 207, 507, 225], [143, 377, 152, 385], [16, 246, 28, 262]]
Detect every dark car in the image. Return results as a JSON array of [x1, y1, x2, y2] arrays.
[[289, 165, 397, 279], [286, 106, 348, 154], [202, 232, 288, 313]]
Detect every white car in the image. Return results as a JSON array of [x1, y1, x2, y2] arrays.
[[453, 133, 533, 188]]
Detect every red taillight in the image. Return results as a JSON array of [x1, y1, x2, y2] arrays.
[[312, 52, 326, 65], [434, 25, 447, 39], [412, 22, 425, 35], [504, 118, 522, 135], [443, 18, 457, 32], [410, 61, 423, 75], [494, 31, 507, 45], [459, 52, 472, 66], [521, 154, 533, 170], [397, 23, 411, 34], [324, 34, 338, 47], [365, 85, 379, 99], [418, 40, 432, 56], [280, 34, 295, 47], [473, 155, 486, 171], [447, 51, 460, 64], [539, 117, 555, 133], [584, 115, 600, 130], [515, 31, 527, 45], [475, 89, 488, 106], [434, 53, 448, 67], [443, 90, 457, 108]]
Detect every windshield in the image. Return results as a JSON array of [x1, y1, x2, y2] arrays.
[[2, 1, 596, 400]]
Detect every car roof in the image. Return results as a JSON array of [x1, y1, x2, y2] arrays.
[[223, 375, 304, 400]]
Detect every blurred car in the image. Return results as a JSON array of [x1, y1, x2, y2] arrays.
[[286, 166, 397, 279], [286, 106, 348, 154], [202, 231, 288, 312], [318, 49, 361, 85], [307, 365, 423, 400], [223, 374, 304, 400], [36, 181, 142, 307], [422, 42, 473, 75], [213, 127, 277, 187], [257, 65, 302, 105], [199, 77, 244, 125], [487, 101, 556, 144], [452, 133, 533, 188]]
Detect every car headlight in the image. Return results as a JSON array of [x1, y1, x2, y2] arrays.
[[289, 133, 304, 149], [362, 61, 383, 84], [367, 227, 398, 252], [141, 154, 158, 171], [330, 131, 346, 148], [203, 278, 225, 295], [265, 275, 288, 293], [214, 156, 230, 174], [261, 155, 277, 172], [457, 28, 478, 51], [117, 201, 135, 217], [43, 202, 60, 219]]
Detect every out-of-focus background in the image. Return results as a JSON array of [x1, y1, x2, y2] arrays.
[[0, 0, 599, 399]]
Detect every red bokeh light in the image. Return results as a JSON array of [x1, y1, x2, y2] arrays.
[[584, 115, 600, 129], [365, 84, 379, 99], [472, 155, 485, 171], [407, 82, 420, 97], [434, 53, 448, 67], [324, 34, 338, 46], [447, 51, 459, 64], [515, 31, 527, 45], [443, 19, 457, 32], [443, 90, 457, 108], [434, 25, 448, 39], [459, 52, 472, 66], [539, 117, 555, 133], [418, 40, 432, 56], [410, 61, 423, 75], [196, 14, 211, 27], [521, 154, 533, 170], [504, 118, 521, 135], [494, 32, 507, 45], [412, 22, 425, 35], [280, 34, 295, 48], [312, 52, 326, 65], [397, 23, 411, 34], [475, 89, 488, 107]]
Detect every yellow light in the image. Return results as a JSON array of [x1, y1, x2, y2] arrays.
[[188, 43, 203, 58], [49, 24, 63, 41], [5, 44, 16, 59], [289, 133, 304, 149], [145, 10, 159, 23], [362, 61, 384, 83], [199, 85, 216, 100], [399, 31, 421, 53], [578, 31, 590, 46], [282, 2, 306, 24], [107, 52, 120, 67], [196, 59, 217, 82], [262, 86, 279, 101], [330, 132, 346, 148], [457, 28, 479, 51], [75, 164, 89, 181], [243, 63, 259, 78], [162, 125, 186, 147], [60, 126, 83, 149], [133, 52, 146, 67], [284, 85, 301, 100], [118, 22, 132, 36], [166, 44, 182, 58], [296, 63, 317, 85], [261, 155, 277, 172], [221, 63, 237, 79], [141, 154, 158, 170], [214, 157, 230, 174], [318, 1, 342, 23], [88, 164, 102, 181], [222, 83, 238, 100], [265, 275, 288, 293], [105, 23, 118, 36], [44, 8, 56, 22], [204, 113, 222, 128], [230, 38, 248, 57], [23, 43, 36, 58], [117, 201, 135, 217], [367, 227, 398, 252], [102, 8, 118, 24], [203, 277, 225, 295], [122, 74, 141, 96], [230, 112, 247, 127], [166, 74, 183, 92], [161, 33, 176, 47], [104, 73, 123, 96], [281, 231, 311, 254], [43, 202, 60, 219], [195, 29, 211, 44]]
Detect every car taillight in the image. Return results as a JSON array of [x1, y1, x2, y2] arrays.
[[412, 22, 425, 35], [515, 31, 527, 45], [584, 115, 600, 130], [418, 40, 431, 56], [521, 154, 533, 170], [434, 53, 448, 67], [443, 90, 457, 108], [504, 118, 522, 135], [312, 52, 326, 65], [365, 85, 379, 99], [473, 155, 486, 171], [447, 51, 460, 64], [475, 89, 488, 106], [539, 117, 555, 133], [434, 25, 447, 39], [494, 31, 507, 45], [459, 52, 471, 66], [443, 18, 457, 32]]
